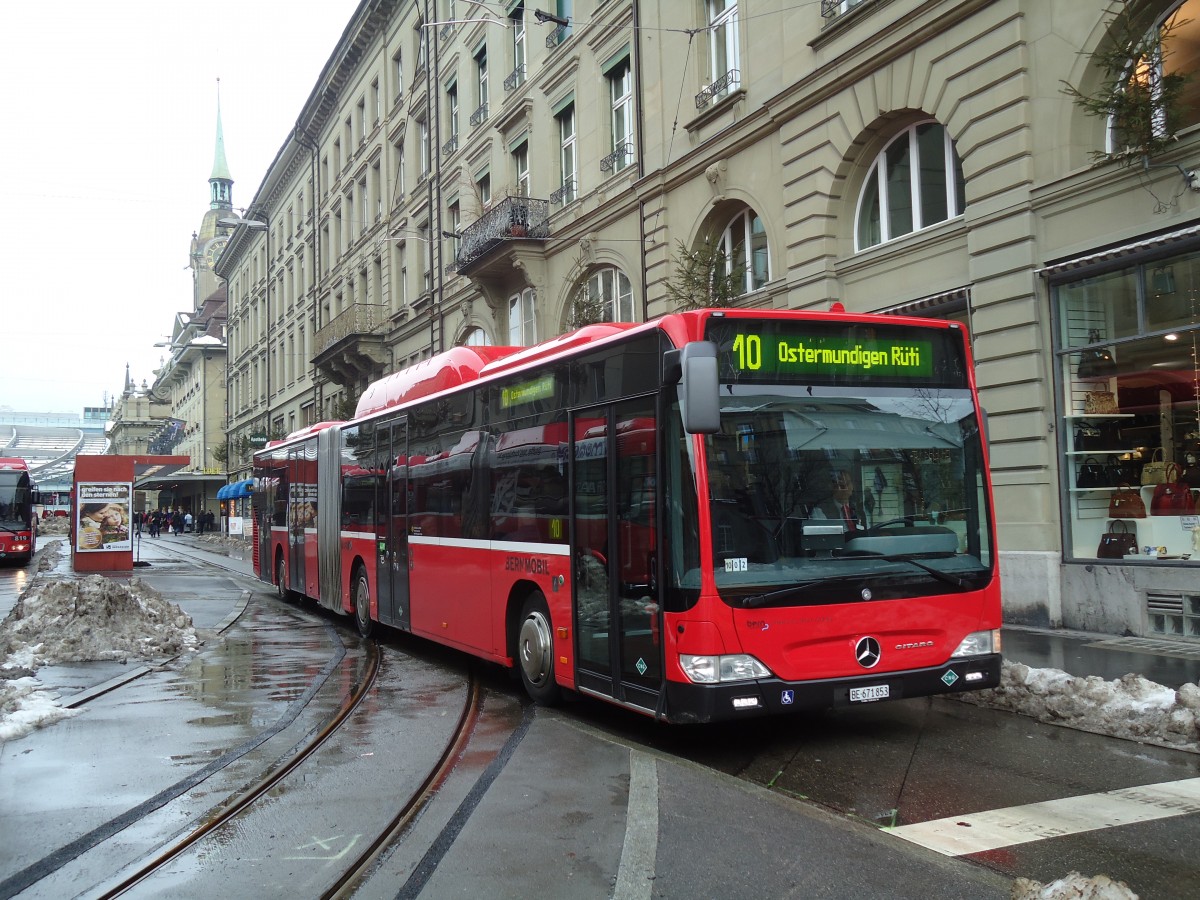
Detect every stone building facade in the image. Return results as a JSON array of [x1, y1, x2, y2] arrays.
[[216, 0, 1200, 638]]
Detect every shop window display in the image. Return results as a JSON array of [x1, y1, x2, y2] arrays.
[[1056, 249, 1200, 563]]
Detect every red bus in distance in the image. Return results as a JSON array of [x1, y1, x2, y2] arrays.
[[0, 458, 38, 565], [252, 309, 1001, 723]]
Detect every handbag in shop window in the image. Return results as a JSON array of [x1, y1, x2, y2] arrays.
[[1140, 449, 1170, 485], [1084, 390, 1118, 415], [1150, 464, 1196, 515], [1096, 520, 1138, 559], [1108, 484, 1146, 518]]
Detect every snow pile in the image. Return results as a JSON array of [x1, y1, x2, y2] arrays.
[[1, 571, 199, 743], [1012, 871, 1138, 899], [1, 575, 197, 665], [959, 661, 1200, 750], [37, 516, 71, 536]]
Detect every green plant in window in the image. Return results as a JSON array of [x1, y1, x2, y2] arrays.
[[567, 280, 607, 328], [664, 238, 745, 310], [1063, 2, 1194, 165]]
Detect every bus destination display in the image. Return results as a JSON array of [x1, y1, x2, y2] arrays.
[[708, 319, 963, 385]]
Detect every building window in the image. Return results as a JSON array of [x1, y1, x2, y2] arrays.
[[447, 82, 459, 140], [510, 3, 526, 89], [855, 120, 965, 251], [608, 59, 633, 172], [1107, 0, 1200, 154], [393, 49, 404, 103], [419, 119, 430, 176], [1053, 245, 1200, 568], [578, 267, 634, 323], [477, 171, 491, 210], [707, 0, 740, 96], [462, 326, 491, 346], [396, 138, 407, 199], [513, 142, 529, 196], [474, 44, 489, 123], [508, 288, 536, 345], [558, 103, 576, 204], [447, 202, 461, 263], [716, 207, 770, 294]]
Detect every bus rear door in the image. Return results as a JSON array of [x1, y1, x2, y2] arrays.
[[378, 418, 411, 630], [571, 397, 662, 714]]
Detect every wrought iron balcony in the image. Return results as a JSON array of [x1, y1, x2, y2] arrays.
[[550, 178, 576, 207], [695, 69, 740, 109], [442, 133, 459, 157], [504, 65, 526, 92], [312, 303, 389, 388], [453, 195, 549, 273], [545, 24, 568, 49], [470, 102, 488, 127], [600, 143, 634, 174], [314, 303, 389, 357]]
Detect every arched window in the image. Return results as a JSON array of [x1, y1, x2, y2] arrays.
[[1106, 0, 1200, 155], [855, 121, 965, 251], [716, 207, 769, 295], [461, 327, 491, 346], [574, 267, 634, 324]]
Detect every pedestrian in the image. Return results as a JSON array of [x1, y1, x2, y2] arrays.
[[149, 510, 160, 537]]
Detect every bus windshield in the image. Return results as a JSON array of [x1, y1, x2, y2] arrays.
[[696, 319, 993, 607], [0, 472, 33, 531]]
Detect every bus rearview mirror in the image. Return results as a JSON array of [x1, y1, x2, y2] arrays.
[[679, 341, 720, 433]]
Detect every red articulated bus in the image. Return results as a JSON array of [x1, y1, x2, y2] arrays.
[[0, 458, 38, 565], [252, 308, 1002, 723]]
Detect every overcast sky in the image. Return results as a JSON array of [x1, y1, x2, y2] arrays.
[[0, 0, 362, 416]]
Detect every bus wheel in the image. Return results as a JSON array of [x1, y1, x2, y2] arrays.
[[517, 592, 560, 705], [275, 553, 289, 602], [353, 566, 374, 638]]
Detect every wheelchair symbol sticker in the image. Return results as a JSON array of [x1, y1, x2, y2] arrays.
[[781, 690, 795, 705]]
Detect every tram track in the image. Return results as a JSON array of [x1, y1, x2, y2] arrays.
[[85, 642, 487, 899]]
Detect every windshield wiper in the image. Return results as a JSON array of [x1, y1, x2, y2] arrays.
[[841, 550, 974, 590], [740, 573, 869, 608], [739, 554, 975, 608]]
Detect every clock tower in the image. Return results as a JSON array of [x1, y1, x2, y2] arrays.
[[189, 85, 234, 311]]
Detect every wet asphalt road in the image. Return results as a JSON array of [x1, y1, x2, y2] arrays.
[[1, 540, 1198, 897]]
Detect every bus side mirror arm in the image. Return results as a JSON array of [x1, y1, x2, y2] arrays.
[[668, 341, 720, 434]]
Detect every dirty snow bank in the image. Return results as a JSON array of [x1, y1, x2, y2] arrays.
[[36, 515, 71, 536], [958, 660, 1200, 751], [1012, 871, 1138, 899], [0, 543, 199, 742]]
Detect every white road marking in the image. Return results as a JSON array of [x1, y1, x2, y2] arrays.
[[613, 750, 659, 900], [888, 777, 1200, 856]]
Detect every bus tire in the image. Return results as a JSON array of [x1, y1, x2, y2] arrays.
[[353, 566, 374, 639], [275, 552, 289, 602], [517, 591, 560, 705]]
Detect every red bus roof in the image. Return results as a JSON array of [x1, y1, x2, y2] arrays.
[[355, 345, 521, 418], [0, 458, 31, 472]]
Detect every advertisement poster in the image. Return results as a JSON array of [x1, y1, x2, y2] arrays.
[[77, 482, 133, 552]]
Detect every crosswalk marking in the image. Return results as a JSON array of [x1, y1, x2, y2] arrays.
[[887, 777, 1200, 856]]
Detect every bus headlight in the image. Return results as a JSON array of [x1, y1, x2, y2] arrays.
[[951, 629, 1001, 657], [679, 653, 772, 684]]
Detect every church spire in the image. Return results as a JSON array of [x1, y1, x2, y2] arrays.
[[210, 79, 233, 210]]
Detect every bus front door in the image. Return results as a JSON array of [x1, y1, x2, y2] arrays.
[[571, 398, 662, 714], [381, 418, 411, 630]]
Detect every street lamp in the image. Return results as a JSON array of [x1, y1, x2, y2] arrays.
[[219, 214, 272, 452]]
